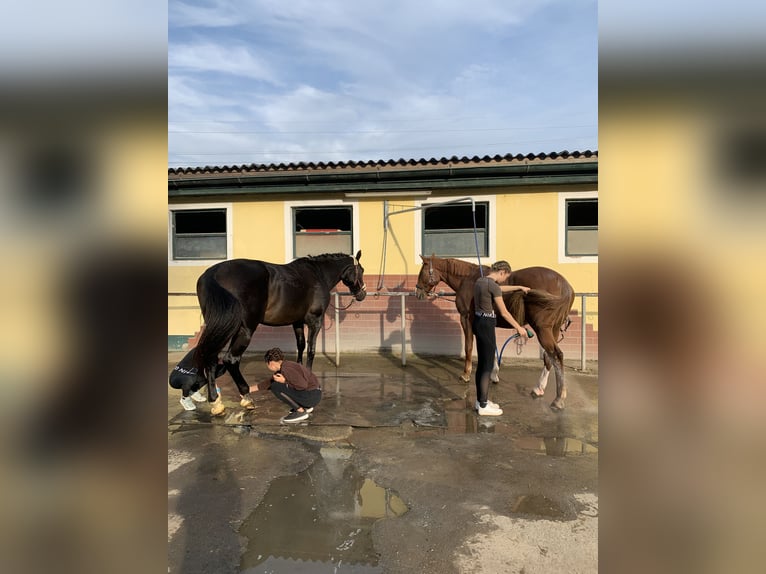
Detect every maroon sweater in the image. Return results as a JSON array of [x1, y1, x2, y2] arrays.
[[262, 360, 320, 391]]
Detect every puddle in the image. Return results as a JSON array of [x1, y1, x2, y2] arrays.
[[515, 436, 598, 456], [510, 494, 569, 520], [239, 446, 407, 573]]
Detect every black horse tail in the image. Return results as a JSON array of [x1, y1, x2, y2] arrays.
[[194, 267, 243, 377]]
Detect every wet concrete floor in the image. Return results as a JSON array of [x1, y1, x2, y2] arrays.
[[168, 351, 598, 573]]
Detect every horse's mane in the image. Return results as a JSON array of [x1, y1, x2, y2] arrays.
[[302, 252, 352, 262], [442, 257, 484, 279]]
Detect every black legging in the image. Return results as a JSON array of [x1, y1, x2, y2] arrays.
[[473, 315, 497, 406], [269, 381, 322, 410]]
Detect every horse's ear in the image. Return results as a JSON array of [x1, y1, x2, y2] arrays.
[[419, 254, 426, 262], [355, 250, 362, 261]]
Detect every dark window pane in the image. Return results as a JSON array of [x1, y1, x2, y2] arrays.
[[567, 200, 598, 227], [294, 207, 351, 232], [424, 204, 487, 230], [174, 210, 226, 234]]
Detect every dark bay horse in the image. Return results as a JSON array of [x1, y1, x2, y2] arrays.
[[415, 255, 574, 410], [195, 251, 366, 415]]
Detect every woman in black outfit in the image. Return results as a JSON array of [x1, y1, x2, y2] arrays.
[[473, 261, 530, 416]]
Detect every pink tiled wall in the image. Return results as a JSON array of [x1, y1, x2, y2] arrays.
[[188, 274, 597, 363]]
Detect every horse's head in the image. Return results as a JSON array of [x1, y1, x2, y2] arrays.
[[415, 254, 441, 300], [341, 250, 367, 301]]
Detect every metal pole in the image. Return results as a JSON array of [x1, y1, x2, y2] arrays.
[[401, 293, 407, 367], [580, 294, 587, 371], [335, 292, 340, 367]]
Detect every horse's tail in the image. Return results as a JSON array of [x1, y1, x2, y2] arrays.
[[195, 266, 243, 376], [527, 285, 575, 333], [507, 287, 573, 327]]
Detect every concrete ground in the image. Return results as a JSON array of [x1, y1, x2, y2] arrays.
[[168, 351, 598, 574]]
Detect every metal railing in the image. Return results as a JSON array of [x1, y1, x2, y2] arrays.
[[168, 290, 598, 370]]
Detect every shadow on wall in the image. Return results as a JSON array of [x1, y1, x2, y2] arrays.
[[379, 283, 464, 357]]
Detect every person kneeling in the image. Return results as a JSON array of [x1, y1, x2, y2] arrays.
[[253, 347, 322, 424]]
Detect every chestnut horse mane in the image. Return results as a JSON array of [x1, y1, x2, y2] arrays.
[[434, 256, 486, 279]]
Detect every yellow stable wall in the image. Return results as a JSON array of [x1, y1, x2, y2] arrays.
[[168, 187, 598, 340]]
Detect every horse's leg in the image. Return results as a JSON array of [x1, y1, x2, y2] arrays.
[[304, 314, 322, 371], [490, 355, 500, 383], [224, 327, 256, 410], [537, 328, 566, 411], [530, 352, 552, 398], [293, 321, 306, 364], [460, 313, 473, 383]]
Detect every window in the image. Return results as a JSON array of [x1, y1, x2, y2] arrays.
[[565, 199, 598, 256], [293, 206, 353, 258], [422, 202, 488, 257], [171, 208, 228, 260]]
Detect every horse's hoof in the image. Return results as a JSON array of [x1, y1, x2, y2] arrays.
[[530, 390, 544, 399], [210, 398, 226, 416], [550, 399, 565, 411], [240, 396, 255, 410]]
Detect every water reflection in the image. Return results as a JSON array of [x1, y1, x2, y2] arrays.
[[514, 436, 598, 456], [239, 446, 407, 573]]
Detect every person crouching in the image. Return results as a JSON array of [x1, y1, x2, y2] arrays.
[[254, 347, 322, 424]]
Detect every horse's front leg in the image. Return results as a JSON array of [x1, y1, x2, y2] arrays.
[[292, 321, 306, 364], [206, 363, 225, 416], [460, 313, 473, 382], [304, 314, 323, 371]]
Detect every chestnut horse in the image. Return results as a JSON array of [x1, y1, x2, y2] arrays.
[[415, 255, 574, 410], [195, 252, 366, 415]]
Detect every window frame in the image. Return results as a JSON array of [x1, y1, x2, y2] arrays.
[[168, 202, 233, 265], [283, 198, 360, 261], [558, 191, 598, 263], [413, 194, 497, 264]]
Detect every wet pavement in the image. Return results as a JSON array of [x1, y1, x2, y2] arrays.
[[168, 351, 598, 574]]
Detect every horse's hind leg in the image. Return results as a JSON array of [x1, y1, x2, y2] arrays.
[[530, 352, 552, 398], [537, 329, 566, 411]]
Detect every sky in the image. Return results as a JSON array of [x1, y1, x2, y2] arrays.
[[168, 0, 597, 168]]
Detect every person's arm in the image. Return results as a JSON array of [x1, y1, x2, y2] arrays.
[[250, 377, 273, 393], [499, 284, 530, 294], [493, 295, 528, 340]]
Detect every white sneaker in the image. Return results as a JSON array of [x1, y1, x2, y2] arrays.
[[477, 403, 503, 416], [474, 400, 500, 411], [305, 407, 314, 414], [190, 391, 207, 402], [180, 396, 196, 411]]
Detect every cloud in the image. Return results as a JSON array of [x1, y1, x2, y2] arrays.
[[169, 42, 280, 84], [169, 0, 243, 28]]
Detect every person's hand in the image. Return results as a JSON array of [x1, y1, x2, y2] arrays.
[[520, 286, 531, 294], [516, 326, 529, 341], [273, 372, 285, 383]]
